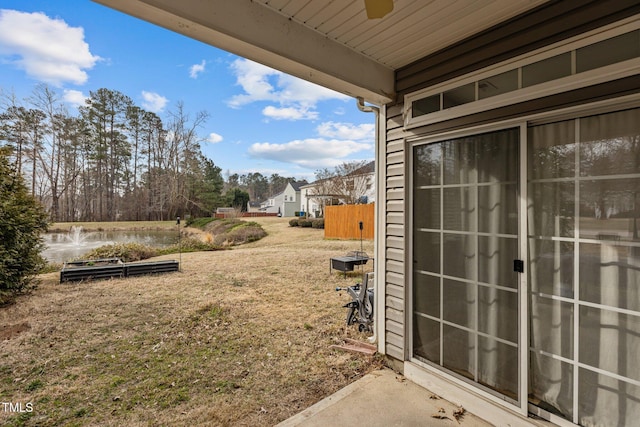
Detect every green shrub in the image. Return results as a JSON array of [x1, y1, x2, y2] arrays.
[[0, 148, 49, 303], [187, 217, 216, 229], [205, 218, 242, 235], [289, 219, 299, 227], [225, 224, 267, 244], [299, 220, 313, 228], [204, 218, 267, 246], [157, 237, 220, 255], [311, 219, 325, 229], [78, 242, 157, 262]]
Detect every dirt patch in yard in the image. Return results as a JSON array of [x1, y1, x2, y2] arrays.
[[0, 218, 379, 426], [0, 322, 31, 340]]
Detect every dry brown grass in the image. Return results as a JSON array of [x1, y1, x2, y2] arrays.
[[0, 218, 379, 426]]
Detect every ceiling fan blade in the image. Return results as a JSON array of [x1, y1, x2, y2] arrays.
[[364, 0, 394, 19]]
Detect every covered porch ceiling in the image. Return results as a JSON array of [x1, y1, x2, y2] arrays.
[[93, 0, 548, 105]]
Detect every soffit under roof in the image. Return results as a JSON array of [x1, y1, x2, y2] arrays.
[[94, 0, 548, 104], [254, 0, 548, 69]]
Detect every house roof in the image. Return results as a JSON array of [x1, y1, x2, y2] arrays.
[[93, 0, 548, 105], [348, 161, 375, 177], [300, 161, 375, 190], [288, 181, 305, 192]]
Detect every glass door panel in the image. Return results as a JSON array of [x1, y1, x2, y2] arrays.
[[528, 107, 640, 426], [413, 127, 521, 403]]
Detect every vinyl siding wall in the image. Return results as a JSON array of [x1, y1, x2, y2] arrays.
[[383, 102, 406, 359]]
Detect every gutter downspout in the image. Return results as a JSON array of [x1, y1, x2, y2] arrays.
[[356, 97, 382, 347]]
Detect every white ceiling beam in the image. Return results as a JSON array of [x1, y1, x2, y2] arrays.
[[93, 0, 395, 105]]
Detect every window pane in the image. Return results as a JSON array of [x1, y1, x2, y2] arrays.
[[478, 286, 518, 343], [529, 238, 574, 297], [443, 325, 475, 380], [479, 69, 519, 99], [413, 94, 440, 117], [414, 144, 441, 186], [443, 187, 476, 231], [579, 306, 640, 381], [414, 314, 440, 363], [529, 120, 576, 180], [478, 236, 519, 289], [415, 188, 440, 230], [523, 53, 572, 87], [479, 184, 518, 235], [414, 230, 440, 273], [580, 108, 640, 177], [477, 128, 519, 183], [580, 243, 640, 312], [443, 83, 475, 109], [530, 295, 574, 358], [528, 182, 575, 238], [579, 178, 640, 243], [578, 368, 640, 427], [443, 279, 475, 329], [530, 351, 574, 419], [580, 108, 640, 143], [443, 138, 476, 184], [478, 336, 518, 400], [443, 233, 476, 280], [576, 30, 640, 73], [414, 272, 440, 318]]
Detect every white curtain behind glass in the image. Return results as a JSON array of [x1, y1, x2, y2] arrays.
[[529, 108, 640, 427]]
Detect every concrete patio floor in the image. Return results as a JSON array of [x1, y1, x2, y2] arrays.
[[277, 368, 493, 427]]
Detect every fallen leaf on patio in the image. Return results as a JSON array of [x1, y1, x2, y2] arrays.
[[431, 414, 451, 420], [431, 407, 451, 420], [453, 406, 465, 423]]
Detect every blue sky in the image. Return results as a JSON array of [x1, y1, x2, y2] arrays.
[[0, 0, 375, 181]]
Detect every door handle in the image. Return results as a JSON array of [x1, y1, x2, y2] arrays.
[[514, 259, 524, 273]]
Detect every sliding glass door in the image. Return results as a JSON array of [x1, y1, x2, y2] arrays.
[[411, 107, 640, 426], [412, 128, 522, 403]]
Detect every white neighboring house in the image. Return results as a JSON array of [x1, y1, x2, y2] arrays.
[[300, 161, 375, 217], [260, 194, 281, 215], [260, 182, 303, 217]]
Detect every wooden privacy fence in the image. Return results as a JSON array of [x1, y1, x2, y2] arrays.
[[324, 204, 375, 239]]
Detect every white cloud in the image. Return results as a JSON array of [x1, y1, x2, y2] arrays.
[[207, 132, 223, 144], [0, 9, 100, 86], [63, 89, 87, 108], [141, 91, 168, 113], [227, 59, 279, 108], [189, 60, 206, 79], [262, 105, 318, 121], [316, 122, 375, 141], [227, 58, 349, 120], [248, 138, 372, 169]]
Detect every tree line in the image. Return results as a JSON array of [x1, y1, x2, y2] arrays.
[[0, 84, 304, 222]]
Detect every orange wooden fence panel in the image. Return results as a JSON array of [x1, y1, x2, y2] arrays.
[[324, 204, 375, 240]]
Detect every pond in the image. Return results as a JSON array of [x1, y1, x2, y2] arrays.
[[42, 226, 179, 264]]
